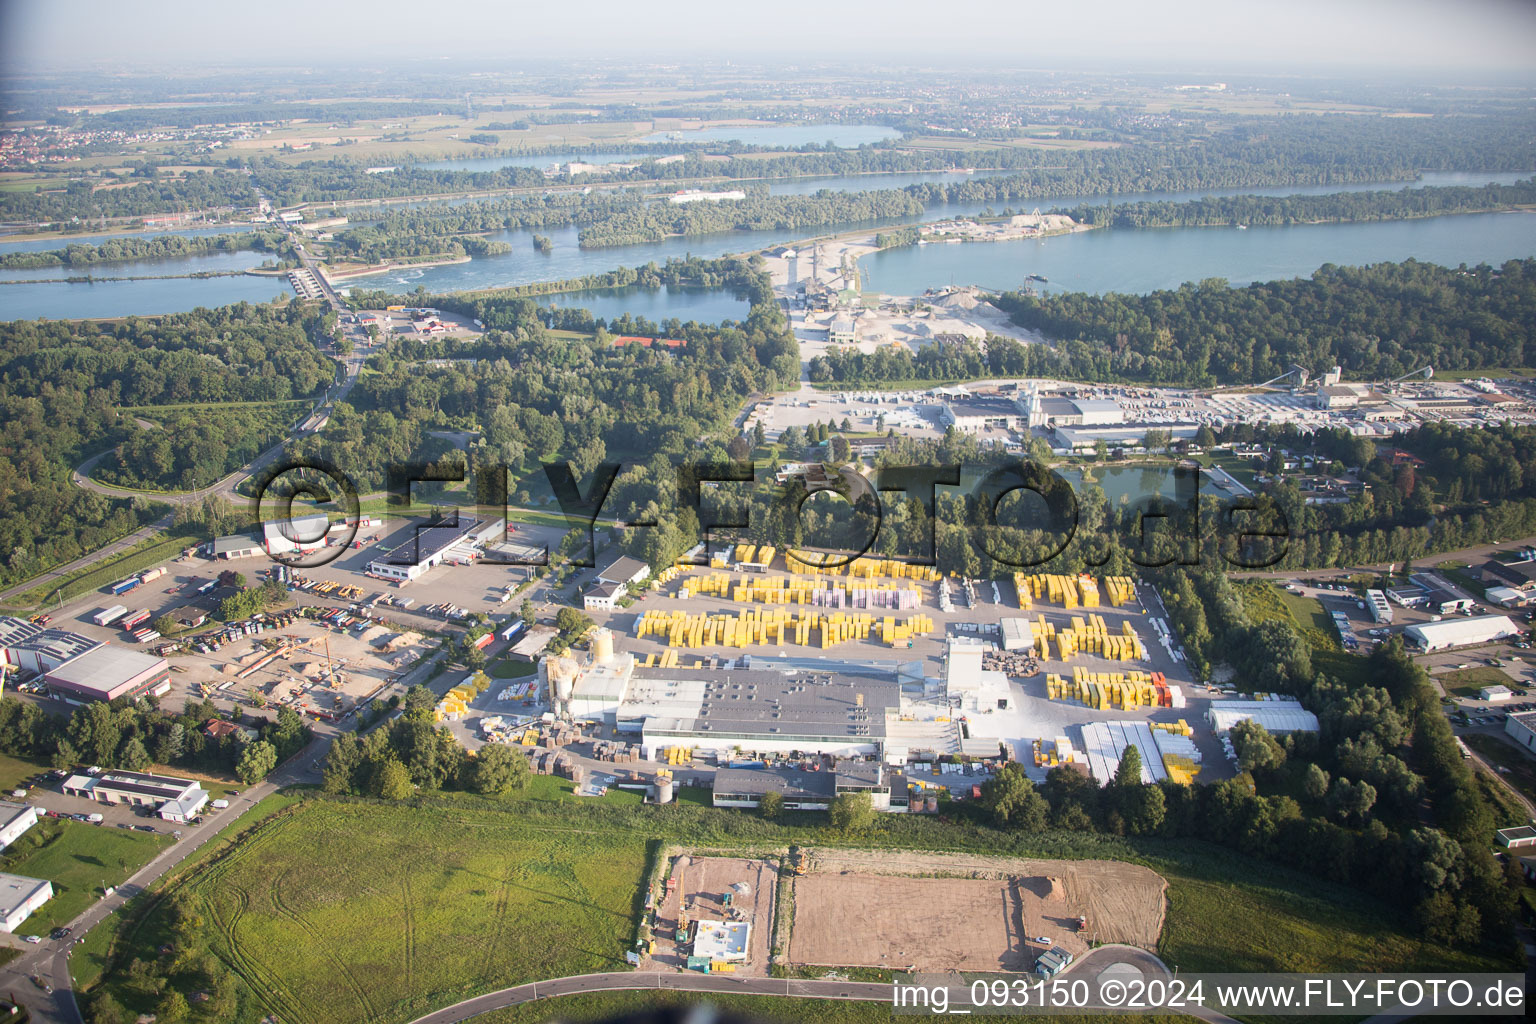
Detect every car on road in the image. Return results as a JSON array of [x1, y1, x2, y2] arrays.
[[50, 926, 71, 940], [135, 824, 157, 833], [21, 935, 41, 944]]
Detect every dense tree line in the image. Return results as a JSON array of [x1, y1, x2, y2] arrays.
[[0, 694, 310, 782], [321, 684, 531, 800], [1059, 179, 1536, 230], [0, 231, 287, 271], [575, 188, 924, 248]]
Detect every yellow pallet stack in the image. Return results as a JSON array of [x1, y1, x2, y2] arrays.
[[1103, 575, 1136, 606], [1076, 575, 1100, 607], [735, 543, 757, 566], [1012, 573, 1034, 610]]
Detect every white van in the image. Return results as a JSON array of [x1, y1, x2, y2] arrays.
[[86, 813, 104, 824], [211, 799, 230, 810]]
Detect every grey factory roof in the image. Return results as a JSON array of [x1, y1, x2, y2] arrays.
[[946, 396, 1022, 420], [0, 616, 43, 648], [596, 554, 650, 585], [209, 532, 263, 555], [11, 628, 102, 664], [635, 667, 899, 742], [44, 645, 168, 700], [713, 767, 837, 801]]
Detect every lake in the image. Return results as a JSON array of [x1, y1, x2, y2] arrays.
[[3, 170, 1532, 321], [859, 210, 1536, 297]]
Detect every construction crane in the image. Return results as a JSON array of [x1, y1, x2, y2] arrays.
[[1255, 364, 1312, 392], [674, 858, 690, 942]]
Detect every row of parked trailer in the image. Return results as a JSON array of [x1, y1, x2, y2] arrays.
[[107, 565, 167, 596]]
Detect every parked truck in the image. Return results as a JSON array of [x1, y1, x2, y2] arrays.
[[120, 609, 151, 631], [109, 578, 141, 596], [93, 605, 128, 626], [139, 566, 166, 584]]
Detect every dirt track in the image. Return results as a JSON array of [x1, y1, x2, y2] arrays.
[[788, 849, 1166, 972]]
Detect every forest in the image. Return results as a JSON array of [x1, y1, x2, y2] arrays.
[[0, 302, 336, 588], [808, 258, 1536, 387], [286, 257, 797, 500], [1058, 179, 1536, 230]]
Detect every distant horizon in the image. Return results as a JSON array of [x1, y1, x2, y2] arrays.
[[4, 0, 1536, 80]]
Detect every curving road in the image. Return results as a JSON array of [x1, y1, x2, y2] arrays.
[[405, 944, 1230, 1024]]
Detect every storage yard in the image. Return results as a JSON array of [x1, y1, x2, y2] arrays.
[[786, 849, 1166, 973]]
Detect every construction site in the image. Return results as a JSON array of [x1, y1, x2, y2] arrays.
[[642, 855, 778, 976], [784, 848, 1167, 974], [177, 612, 427, 719]]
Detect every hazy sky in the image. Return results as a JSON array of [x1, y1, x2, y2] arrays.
[[4, 0, 1536, 75]]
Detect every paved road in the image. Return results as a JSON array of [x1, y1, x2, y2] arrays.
[[406, 945, 1239, 1024], [0, 734, 330, 1024]]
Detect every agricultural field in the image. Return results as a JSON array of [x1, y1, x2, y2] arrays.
[[94, 797, 649, 1024], [0, 819, 172, 933]]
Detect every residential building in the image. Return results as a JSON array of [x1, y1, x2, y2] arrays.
[[584, 581, 624, 612]]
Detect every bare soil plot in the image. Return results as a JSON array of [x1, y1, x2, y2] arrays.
[[788, 849, 1165, 973]]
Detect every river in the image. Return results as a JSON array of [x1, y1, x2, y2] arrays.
[[1, 170, 1531, 321]]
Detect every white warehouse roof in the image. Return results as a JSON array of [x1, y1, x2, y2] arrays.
[[1404, 615, 1520, 651], [1206, 700, 1320, 735]]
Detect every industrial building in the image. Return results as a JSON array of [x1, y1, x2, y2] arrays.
[[1205, 698, 1320, 735], [542, 631, 936, 760], [1364, 589, 1393, 624], [44, 645, 172, 704], [0, 802, 38, 851], [0, 873, 52, 933], [596, 554, 651, 588], [206, 532, 265, 560], [939, 395, 1027, 434], [1479, 559, 1536, 593], [1403, 615, 1520, 651], [366, 516, 485, 582], [944, 636, 1012, 713], [0, 616, 102, 673], [1506, 710, 1536, 753], [1407, 573, 1477, 615], [711, 762, 898, 811], [63, 768, 209, 822], [1479, 684, 1513, 703], [1050, 424, 1199, 453]]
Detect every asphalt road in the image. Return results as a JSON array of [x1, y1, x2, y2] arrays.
[[406, 945, 1225, 1024]]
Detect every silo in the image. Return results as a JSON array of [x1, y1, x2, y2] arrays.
[[592, 627, 615, 664]]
